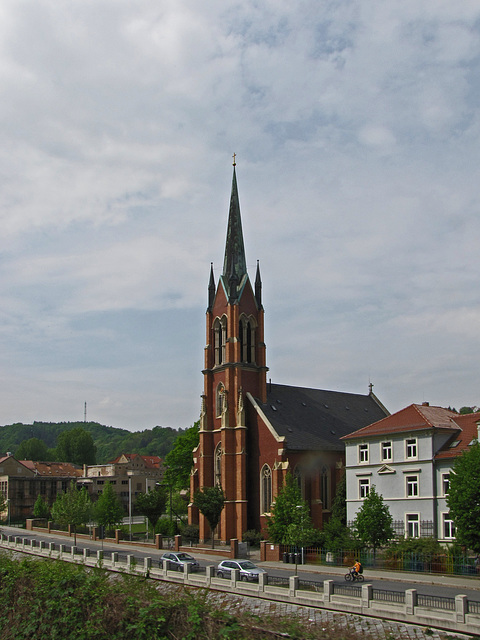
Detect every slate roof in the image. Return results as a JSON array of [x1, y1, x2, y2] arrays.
[[341, 404, 459, 440], [253, 383, 389, 452]]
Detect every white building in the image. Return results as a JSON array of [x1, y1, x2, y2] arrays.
[[342, 404, 480, 542]]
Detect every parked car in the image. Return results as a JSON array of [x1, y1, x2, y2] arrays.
[[161, 552, 200, 572], [216, 559, 266, 582]]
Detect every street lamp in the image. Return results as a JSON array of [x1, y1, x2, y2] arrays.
[[296, 505, 304, 566]]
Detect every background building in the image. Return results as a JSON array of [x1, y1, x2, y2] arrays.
[[343, 404, 480, 541]]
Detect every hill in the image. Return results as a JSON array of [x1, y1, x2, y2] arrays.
[[0, 421, 185, 464]]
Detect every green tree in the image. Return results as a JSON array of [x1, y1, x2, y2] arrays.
[[93, 481, 124, 534], [266, 473, 315, 545], [193, 485, 226, 549], [331, 470, 347, 525], [0, 492, 6, 520], [135, 486, 168, 535], [33, 494, 50, 519], [447, 441, 480, 553], [51, 482, 92, 545], [322, 516, 357, 552], [353, 486, 394, 557], [284, 507, 316, 575], [163, 423, 199, 490], [55, 427, 96, 465], [15, 437, 49, 461]]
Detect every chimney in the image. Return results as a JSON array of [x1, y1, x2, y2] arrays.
[[422, 402, 429, 406]]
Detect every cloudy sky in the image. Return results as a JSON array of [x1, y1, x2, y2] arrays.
[[0, 1, 479, 432]]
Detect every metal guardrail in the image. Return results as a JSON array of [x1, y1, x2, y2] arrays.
[[266, 575, 289, 588], [298, 578, 323, 592], [333, 584, 362, 598], [417, 594, 455, 611], [372, 589, 405, 604]]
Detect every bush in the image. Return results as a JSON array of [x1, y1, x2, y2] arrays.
[[156, 518, 179, 537], [385, 537, 443, 558], [182, 524, 200, 544], [242, 530, 262, 548]]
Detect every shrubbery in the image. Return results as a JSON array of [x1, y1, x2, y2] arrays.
[[0, 552, 387, 639]]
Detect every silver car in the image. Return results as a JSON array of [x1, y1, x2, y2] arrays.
[[161, 552, 200, 572], [216, 559, 266, 582]]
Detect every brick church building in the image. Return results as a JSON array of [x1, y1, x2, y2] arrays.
[[189, 164, 389, 544]]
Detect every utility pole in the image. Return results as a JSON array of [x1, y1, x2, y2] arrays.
[[84, 402, 87, 422]]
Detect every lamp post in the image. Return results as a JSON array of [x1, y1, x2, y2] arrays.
[[128, 476, 132, 540], [6, 498, 10, 526]]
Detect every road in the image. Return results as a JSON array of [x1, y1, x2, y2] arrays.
[[3, 526, 480, 604]]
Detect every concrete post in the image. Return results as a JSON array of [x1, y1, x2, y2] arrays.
[[97, 550, 104, 565], [231, 568, 239, 588], [127, 555, 135, 571], [323, 580, 334, 603], [406, 589, 417, 615], [60, 544, 67, 556], [49, 542, 55, 554], [71, 546, 77, 559], [258, 572, 267, 592], [183, 562, 191, 578], [362, 584, 373, 608], [455, 595, 467, 624], [112, 552, 118, 566], [205, 565, 214, 585], [39, 540, 46, 551], [144, 557, 152, 577], [289, 575, 299, 598], [83, 548, 90, 561]]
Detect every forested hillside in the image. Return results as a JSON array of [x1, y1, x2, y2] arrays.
[[0, 421, 186, 464]]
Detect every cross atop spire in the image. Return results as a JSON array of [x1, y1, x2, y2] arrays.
[[232, 152, 236, 166]]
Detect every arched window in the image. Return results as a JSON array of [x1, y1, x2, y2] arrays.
[[239, 315, 256, 364], [215, 443, 222, 487], [215, 384, 225, 418], [213, 316, 227, 365], [320, 466, 329, 509], [260, 464, 272, 514], [293, 465, 305, 498]]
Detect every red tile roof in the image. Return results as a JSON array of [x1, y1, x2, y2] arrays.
[[435, 411, 480, 460], [21, 461, 82, 476], [341, 404, 459, 440], [108, 453, 162, 469]]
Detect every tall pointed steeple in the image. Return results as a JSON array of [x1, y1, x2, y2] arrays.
[[222, 166, 247, 287]]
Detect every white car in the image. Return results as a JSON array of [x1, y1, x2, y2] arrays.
[[216, 559, 266, 582]]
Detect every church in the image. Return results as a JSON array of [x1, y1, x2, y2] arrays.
[[189, 163, 389, 544]]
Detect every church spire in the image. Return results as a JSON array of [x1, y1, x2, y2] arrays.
[[222, 165, 247, 286]]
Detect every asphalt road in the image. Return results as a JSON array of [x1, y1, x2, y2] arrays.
[[3, 526, 480, 603]]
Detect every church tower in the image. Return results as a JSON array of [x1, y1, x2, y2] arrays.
[[191, 162, 268, 543]]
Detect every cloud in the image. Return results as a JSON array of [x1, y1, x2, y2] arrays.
[[0, 0, 479, 430]]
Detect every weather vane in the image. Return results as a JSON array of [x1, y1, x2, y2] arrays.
[[232, 153, 236, 166]]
